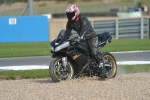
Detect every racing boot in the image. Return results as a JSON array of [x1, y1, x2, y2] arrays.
[[94, 52, 108, 78]]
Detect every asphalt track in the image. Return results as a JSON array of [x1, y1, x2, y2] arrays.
[[0, 51, 150, 70]]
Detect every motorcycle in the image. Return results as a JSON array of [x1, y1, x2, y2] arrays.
[[49, 30, 117, 82]]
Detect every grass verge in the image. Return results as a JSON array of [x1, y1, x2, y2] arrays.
[[0, 39, 150, 58], [0, 42, 51, 58], [117, 64, 150, 75], [0, 69, 49, 80], [0, 64, 150, 80]]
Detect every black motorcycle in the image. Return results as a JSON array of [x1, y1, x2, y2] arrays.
[[49, 30, 117, 82]]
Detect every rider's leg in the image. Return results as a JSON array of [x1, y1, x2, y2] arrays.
[[87, 37, 107, 78], [86, 37, 102, 62]]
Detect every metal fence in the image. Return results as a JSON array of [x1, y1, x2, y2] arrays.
[[72, 17, 149, 39]]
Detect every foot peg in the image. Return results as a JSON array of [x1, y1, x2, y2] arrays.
[[99, 61, 108, 78], [100, 67, 108, 78]]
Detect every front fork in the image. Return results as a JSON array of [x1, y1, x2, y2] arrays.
[[62, 57, 67, 69]]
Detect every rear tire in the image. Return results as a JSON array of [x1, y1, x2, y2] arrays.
[[49, 57, 74, 82], [101, 52, 117, 78]]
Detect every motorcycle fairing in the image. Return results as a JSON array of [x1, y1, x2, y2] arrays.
[[50, 30, 71, 53], [97, 32, 112, 47], [66, 49, 88, 72], [69, 42, 90, 56], [50, 30, 112, 60]]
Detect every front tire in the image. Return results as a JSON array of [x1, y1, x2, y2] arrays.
[[49, 57, 74, 82]]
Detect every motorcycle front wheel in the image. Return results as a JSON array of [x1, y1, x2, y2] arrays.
[[49, 57, 74, 82]]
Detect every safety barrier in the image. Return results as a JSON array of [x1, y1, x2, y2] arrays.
[[0, 16, 48, 42], [71, 17, 149, 39], [92, 18, 149, 39]]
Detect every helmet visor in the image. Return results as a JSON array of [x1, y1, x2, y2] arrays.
[[66, 12, 75, 21]]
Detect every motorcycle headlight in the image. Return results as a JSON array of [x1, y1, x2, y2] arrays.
[[55, 42, 69, 52], [55, 46, 61, 52]]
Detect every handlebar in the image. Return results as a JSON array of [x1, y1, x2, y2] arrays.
[[68, 37, 80, 44]]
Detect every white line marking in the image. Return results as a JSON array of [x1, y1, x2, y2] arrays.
[[111, 50, 150, 53], [0, 65, 48, 71], [117, 61, 150, 65], [0, 61, 150, 71]]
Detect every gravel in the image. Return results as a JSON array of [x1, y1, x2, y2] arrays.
[[0, 73, 150, 100]]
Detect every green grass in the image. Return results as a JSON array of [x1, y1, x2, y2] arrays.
[[0, 64, 150, 80], [0, 39, 150, 58], [118, 64, 150, 75], [0, 69, 49, 80], [0, 42, 51, 58], [100, 39, 150, 52]]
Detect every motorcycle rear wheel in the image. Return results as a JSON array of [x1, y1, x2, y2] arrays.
[[101, 52, 117, 78], [49, 57, 74, 82]]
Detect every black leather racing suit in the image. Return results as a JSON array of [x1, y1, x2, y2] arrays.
[[66, 14, 102, 63]]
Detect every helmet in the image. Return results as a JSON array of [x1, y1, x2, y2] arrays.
[[66, 4, 80, 21]]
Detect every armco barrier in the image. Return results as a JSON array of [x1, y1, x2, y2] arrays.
[[70, 17, 149, 39], [0, 16, 48, 42], [93, 18, 149, 39]]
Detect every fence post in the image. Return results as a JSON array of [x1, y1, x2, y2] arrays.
[[116, 19, 119, 39], [140, 17, 144, 39], [20, 0, 33, 16], [28, 0, 34, 16], [149, 18, 150, 38]]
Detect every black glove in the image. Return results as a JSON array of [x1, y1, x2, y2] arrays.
[[74, 37, 80, 43], [70, 37, 80, 43]]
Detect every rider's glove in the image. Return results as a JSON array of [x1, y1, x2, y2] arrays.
[[70, 37, 80, 43], [74, 37, 80, 43]]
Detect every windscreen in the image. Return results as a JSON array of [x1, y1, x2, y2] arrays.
[[55, 30, 71, 45]]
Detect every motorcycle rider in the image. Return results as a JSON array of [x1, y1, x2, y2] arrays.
[[65, 4, 107, 78]]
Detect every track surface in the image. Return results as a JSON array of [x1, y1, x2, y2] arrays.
[[0, 51, 150, 70], [0, 51, 150, 66]]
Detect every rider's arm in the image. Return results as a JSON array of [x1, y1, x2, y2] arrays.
[[63, 21, 72, 39], [80, 16, 89, 40], [66, 21, 72, 33]]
